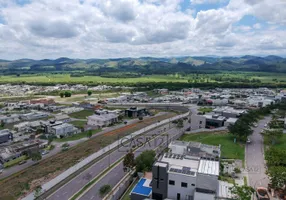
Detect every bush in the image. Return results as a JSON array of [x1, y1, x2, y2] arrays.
[[99, 184, 111, 197], [234, 167, 241, 174]]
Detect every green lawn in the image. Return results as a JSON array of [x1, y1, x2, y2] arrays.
[[198, 107, 213, 113], [271, 134, 286, 151], [4, 155, 28, 168], [180, 132, 245, 160], [54, 129, 102, 142], [70, 120, 87, 128], [69, 110, 94, 119]]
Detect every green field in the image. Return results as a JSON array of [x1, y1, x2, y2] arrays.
[[70, 120, 87, 128], [0, 72, 285, 85], [69, 110, 94, 119], [180, 132, 245, 160]]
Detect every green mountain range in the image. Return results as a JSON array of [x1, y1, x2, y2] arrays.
[[0, 55, 286, 75]]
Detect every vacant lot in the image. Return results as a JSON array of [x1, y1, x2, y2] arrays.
[[54, 129, 102, 142], [69, 110, 94, 119], [0, 113, 176, 199], [70, 120, 87, 128], [180, 131, 245, 160]]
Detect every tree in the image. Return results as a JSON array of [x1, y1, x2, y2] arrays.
[[0, 121, 4, 128], [48, 136, 54, 145], [123, 151, 135, 171], [177, 118, 184, 128], [135, 150, 156, 172], [267, 166, 286, 189], [87, 90, 92, 96], [228, 120, 252, 141], [34, 185, 42, 198], [64, 91, 72, 97], [86, 130, 93, 138], [230, 184, 255, 200], [99, 184, 111, 197], [60, 92, 64, 98], [31, 152, 42, 161]]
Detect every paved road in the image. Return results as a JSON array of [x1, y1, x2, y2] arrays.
[[46, 120, 184, 200], [246, 116, 272, 189], [78, 121, 189, 200]]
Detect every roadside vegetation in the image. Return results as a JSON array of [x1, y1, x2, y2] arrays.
[[0, 113, 175, 199], [54, 129, 102, 142]]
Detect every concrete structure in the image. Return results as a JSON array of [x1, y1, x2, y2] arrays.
[[50, 123, 79, 138], [0, 129, 13, 144], [213, 107, 246, 118], [54, 114, 71, 123], [225, 118, 238, 127], [152, 140, 223, 200], [125, 107, 147, 118], [61, 107, 84, 114], [87, 113, 118, 128], [21, 112, 49, 121], [204, 114, 226, 128], [190, 114, 206, 131], [0, 114, 20, 124]]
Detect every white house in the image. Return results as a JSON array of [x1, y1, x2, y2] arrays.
[[87, 113, 118, 128], [50, 123, 79, 138]]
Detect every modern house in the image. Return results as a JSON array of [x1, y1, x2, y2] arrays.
[[49, 123, 79, 138], [125, 107, 147, 118], [190, 114, 206, 131], [21, 112, 49, 121], [203, 114, 226, 128], [54, 114, 71, 123], [87, 113, 118, 128], [213, 107, 246, 118], [0, 114, 20, 124], [151, 141, 233, 200], [0, 129, 13, 144]]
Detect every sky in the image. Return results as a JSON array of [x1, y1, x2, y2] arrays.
[[0, 0, 286, 60]]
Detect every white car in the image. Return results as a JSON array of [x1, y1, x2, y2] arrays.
[[246, 138, 251, 144]]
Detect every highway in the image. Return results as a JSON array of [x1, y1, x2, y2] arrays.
[[77, 121, 189, 200], [46, 119, 188, 200]]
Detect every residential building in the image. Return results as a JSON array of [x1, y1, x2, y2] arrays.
[[50, 123, 79, 138], [0, 129, 13, 144], [151, 141, 232, 200], [21, 112, 49, 121], [204, 114, 226, 128], [54, 114, 71, 123], [61, 107, 84, 114], [125, 107, 147, 118], [213, 107, 246, 118], [87, 113, 118, 128], [190, 114, 206, 131], [0, 114, 20, 124]]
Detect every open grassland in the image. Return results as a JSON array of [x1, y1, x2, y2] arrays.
[[0, 113, 176, 199], [0, 72, 285, 85], [180, 131, 245, 160]]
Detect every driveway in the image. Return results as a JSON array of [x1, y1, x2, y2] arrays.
[[246, 116, 272, 188]]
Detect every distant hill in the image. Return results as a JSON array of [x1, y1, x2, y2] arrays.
[[0, 55, 286, 74]]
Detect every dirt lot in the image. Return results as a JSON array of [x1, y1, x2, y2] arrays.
[[0, 113, 176, 199]]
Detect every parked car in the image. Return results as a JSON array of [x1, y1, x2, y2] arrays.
[[256, 187, 270, 200], [246, 138, 251, 144], [18, 160, 27, 165], [41, 150, 50, 155], [253, 123, 258, 127]]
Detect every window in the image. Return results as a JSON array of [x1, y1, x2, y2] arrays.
[[191, 183, 195, 186], [181, 182, 187, 188], [169, 180, 175, 185], [199, 121, 202, 124]]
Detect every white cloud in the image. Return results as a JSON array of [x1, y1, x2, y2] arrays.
[[0, 0, 285, 59], [190, 0, 227, 5]]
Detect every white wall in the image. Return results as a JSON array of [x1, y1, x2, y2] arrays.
[[194, 191, 215, 200], [190, 114, 206, 130], [167, 172, 197, 200]]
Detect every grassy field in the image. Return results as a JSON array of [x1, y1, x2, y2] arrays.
[[180, 131, 245, 160], [69, 110, 94, 119], [0, 113, 176, 199], [54, 129, 102, 142], [270, 134, 286, 151], [198, 107, 213, 113], [4, 156, 27, 168], [69, 120, 87, 128], [0, 72, 285, 85]]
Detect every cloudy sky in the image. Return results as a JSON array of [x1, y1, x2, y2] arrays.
[[0, 0, 285, 60]]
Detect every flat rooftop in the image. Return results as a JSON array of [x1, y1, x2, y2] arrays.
[[131, 178, 152, 197], [217, 180, 234, 199], [198, 159, 219, 176]]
